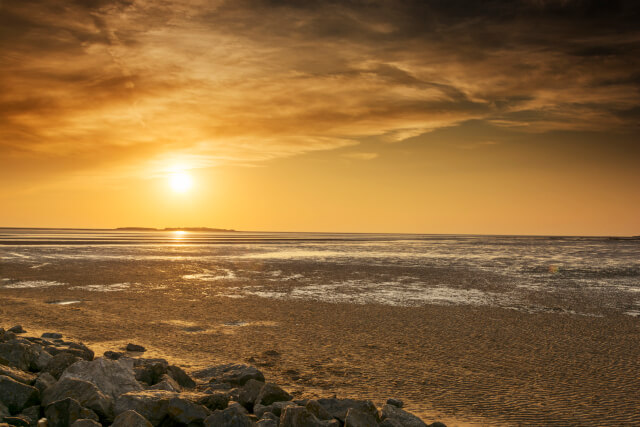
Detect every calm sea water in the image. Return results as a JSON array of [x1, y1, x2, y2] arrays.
[[1, 228, 639, 317]]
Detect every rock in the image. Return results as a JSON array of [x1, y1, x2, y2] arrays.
[[257, 402, 297, 418], [166, 397, 211, 424], [203, 405, 253, 427], [65, 344, 93, 362], [379, 420, 403, 427], [165, 365, 196, 389], [69, 420, 101, 427], [114, 390, 177, 426], [103, 352, 123, 361], [44, 397, 97, 427], [133, 359, 168, 386], [427, 423, 447, 427], [41, 334, 62, 340], [255, 383, 292, 406], [0, 365, 36, 385], [0, 375, 40, 414], [305, 400, 334, 421], [18, 405, 41, 425], [0, 402, 10, 419], [193, 364, 265, 386], [44, 353, 81, 380], [280, 406, 338, 427], [2, 416, 30, 426], [60, 358, 142, 400], [196, 391, 230, 411], [257, 419, 278, 427], [36, 420, 47, 427], [125, 344, 146, 353], [257, 411, 280, 426], [0, 341, 39, 372], [345, 408, 379, 427], [42, 378, 113, 421], [110, 410, 152, 427], [8, 326, 25, 334], [238, 379, 264, 410], [34, 373, 56, 394], [386, 398, 403, 408], [148, 374, 181, 392], [316, 399, 380, 424], [33, 352, 52, 373], [381, 404, 426, 427]]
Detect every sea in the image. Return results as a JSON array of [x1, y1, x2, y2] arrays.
[[1, 228, 639, 318]]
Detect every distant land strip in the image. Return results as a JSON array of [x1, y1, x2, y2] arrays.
[[115, 227, 237, 232]]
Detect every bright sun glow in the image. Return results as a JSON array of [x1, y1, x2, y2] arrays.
[[168, 171, 193, 193]]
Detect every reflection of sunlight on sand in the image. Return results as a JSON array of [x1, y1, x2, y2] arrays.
[[218, 280, 510, 307], [70, 283, 133, 292], [3, 280, 66, 288], [157, 319, 277, 335], [182, 269, 236, 281]]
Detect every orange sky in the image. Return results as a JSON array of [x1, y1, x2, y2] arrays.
[[1, 1, 639, 235]]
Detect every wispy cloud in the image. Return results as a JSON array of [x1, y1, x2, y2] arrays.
[[1, 0, 638, 181]]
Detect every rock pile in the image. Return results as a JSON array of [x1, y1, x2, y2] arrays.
[[0, 326, 445, 427]]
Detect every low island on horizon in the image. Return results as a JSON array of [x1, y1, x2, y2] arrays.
[[115, 227, 237, 232]]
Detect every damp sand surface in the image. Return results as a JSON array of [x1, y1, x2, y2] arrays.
[[1, 232, 639, 426]]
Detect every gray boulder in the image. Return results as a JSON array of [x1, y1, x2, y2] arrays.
[[148, 374, 180, 392], [380, 404, 426, 427], [317, 399, 380, 423], [42, 377, 113, 421], [386, 399, 403, 409], [103, 351, 123, 361], [114, 390, 177, 426], [18, 405, 41, 425], [280, 406, 339, 427], [44, 397, 98, 427], [44, 353, 81, 380], [306, 400, 333, 421], [8, 326, 25, 334], [0, 341, 39, 372], [60, 358, 142, 400], [203, 405, 253, 427], [34, 373, 56, 394], [133, 359, 168, 386], [255, 401, 297, 418], [111, 410, 153, 427], [238, 379, 264, 410], [0, 402, 10, 419], [196, 391, 230, 411], [257, 411, 279, 427], [0, 375, 39, 413], [166, 365, 196, 389], [41, 334, 62, 340], [0, 365, 36, 385], [345, 408, 379, 427], [193, 364, 265, 386], [125, 344, 146, 353], [2, 415, 30, 426], [70, 420, 101, 427], [166, 397, 211, 425], [255, 383, 292, 406]]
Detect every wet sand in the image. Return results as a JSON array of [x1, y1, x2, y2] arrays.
[[1, 268, 639, 426]]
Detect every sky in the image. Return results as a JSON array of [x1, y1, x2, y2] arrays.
[[1, 0, 639, 235]]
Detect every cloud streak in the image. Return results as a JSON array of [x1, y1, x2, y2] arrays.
[[1, 0, 638, 179]]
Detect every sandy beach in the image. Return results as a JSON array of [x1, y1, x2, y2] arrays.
[[2, 242, 639, 426]]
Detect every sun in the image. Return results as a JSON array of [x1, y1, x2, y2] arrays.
[[168, 171, 193, 193]]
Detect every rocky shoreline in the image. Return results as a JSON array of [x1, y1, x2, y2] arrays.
[[0, 325, 445, 427]]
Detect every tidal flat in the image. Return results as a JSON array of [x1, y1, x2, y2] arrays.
[[1, 230, 639, 425]]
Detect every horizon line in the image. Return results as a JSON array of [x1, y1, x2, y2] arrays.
[[0, 226, 637, 239]]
